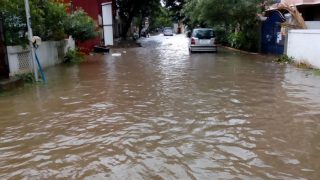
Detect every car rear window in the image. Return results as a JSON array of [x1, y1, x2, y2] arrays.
[[192, 29, 216, 39]]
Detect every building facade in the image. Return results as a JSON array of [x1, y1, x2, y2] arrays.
[[63, 0, 116, 51]]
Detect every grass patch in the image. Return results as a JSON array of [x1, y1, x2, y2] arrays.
[[15, 73, 35, 84], [274, 55, 320, 74], [0, 91, 10, 97], [314, 69, 320, 76], [295, 62, 312, 69], [274, 55, 294, 64]]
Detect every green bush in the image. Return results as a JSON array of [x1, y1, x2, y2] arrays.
[[64, 49, 85, 64], [64, 10, 98, 42], [228, 32, 245, 49], [227, 30, 259, 51]]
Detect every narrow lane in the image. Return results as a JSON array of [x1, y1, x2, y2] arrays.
[[0, 34, 320, 179]]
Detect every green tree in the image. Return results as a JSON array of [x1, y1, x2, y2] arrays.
[[41, 1, 68, 41], [0, 0, 33, 45]]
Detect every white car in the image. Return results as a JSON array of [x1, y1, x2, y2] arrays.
[[188, 28, 217, 52], [163, 27, 174, 36]]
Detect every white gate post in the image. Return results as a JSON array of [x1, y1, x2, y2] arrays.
[[102, 2, 114, 46]]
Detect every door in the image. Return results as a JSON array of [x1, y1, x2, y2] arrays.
[[102, 2, 114, 46], [0, 18, 9, 79]]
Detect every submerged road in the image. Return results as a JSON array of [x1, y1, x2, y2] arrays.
[[0, 34, 320, 179]]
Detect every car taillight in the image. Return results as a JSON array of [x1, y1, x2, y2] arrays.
[[191, 38, 195, 45]]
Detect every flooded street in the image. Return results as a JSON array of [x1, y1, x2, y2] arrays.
[[1, 34, 320, 179]]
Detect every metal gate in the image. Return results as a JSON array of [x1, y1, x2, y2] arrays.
[[261, 11, 285, 54], [0, 17, 9, 79]]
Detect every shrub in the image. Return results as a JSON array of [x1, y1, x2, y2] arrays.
[[228, 32, 245, 49], [64, 49, 85, 64], [227, 30, 259, 51], [64, 9, 98, 42]]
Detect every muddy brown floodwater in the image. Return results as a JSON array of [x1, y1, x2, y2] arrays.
[[1, 34, 320, 179]]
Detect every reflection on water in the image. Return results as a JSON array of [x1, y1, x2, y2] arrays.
[[1, 35, 320, 179]]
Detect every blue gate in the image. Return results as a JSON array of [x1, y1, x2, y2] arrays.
[[261, 11, 285, 54]]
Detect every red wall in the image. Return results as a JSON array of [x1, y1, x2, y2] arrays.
[[63, 0, 113, 52]]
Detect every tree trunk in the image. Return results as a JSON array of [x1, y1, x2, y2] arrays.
[[138, 17, 143, 38], [121, 11, 135, 39]]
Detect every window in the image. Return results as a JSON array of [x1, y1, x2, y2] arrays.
[[192, 29, 216, 39]]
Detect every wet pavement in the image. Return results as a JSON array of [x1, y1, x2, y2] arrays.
[[1, 34, 320, 179]]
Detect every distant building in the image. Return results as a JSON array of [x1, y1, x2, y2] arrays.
[[173, 22, 185, 34]]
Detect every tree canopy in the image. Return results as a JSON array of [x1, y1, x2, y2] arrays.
[[149, 7, 172, 31], [162, 0, 186, 22]]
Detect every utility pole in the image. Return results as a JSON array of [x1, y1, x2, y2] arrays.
[[24, 0, 39, 82]]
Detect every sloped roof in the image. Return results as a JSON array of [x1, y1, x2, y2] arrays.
[[283, 0, 320, 6]]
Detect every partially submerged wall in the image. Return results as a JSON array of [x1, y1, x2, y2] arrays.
[[7, 38, 75, 76], [287, 29, 320, 68]]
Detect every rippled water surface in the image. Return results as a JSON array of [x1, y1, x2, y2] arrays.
[[1, 35, 320, 179]]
